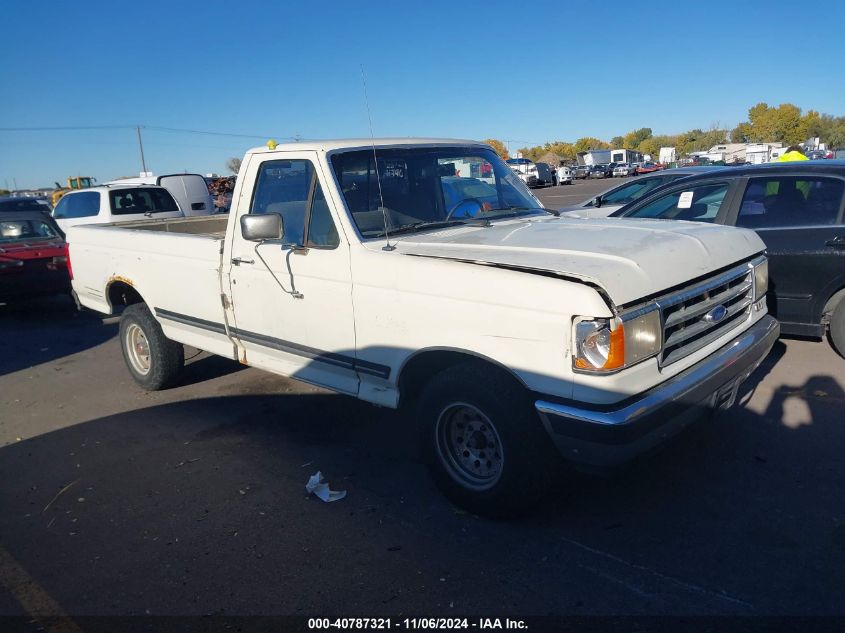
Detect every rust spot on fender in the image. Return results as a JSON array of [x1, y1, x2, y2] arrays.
[[239, 347, 249, 365], [108, 275, 135, 287]]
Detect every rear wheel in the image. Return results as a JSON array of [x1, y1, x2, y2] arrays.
[[119, 303, 184, 390], [829, 299, 845, 358], [417, 362, 557, 517]]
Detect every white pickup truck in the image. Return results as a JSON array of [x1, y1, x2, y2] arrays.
[[68, 138, 779, 515]]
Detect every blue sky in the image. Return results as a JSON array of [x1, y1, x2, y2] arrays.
[[2, 0, 844, 189]]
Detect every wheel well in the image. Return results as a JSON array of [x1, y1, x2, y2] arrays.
[[822, 286, 845, 324], [107, 281, 144, 311], [397, 350, 527, 409]]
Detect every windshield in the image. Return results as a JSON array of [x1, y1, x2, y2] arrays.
[[588, 175, 679, 206], [331, 146, 545, 238]]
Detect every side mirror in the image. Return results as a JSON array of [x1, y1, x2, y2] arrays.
[[240, 213, 283, 242], [594, 195, 603, 208]]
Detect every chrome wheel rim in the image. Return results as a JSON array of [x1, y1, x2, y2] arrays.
[[125, 323, 151, 375], [435, 402, 504, 491]]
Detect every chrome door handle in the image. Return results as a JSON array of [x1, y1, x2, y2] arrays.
[[825, 236, 845, 249], [231, 257, 255, 265]]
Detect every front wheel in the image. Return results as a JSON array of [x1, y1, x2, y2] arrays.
[[119, 303, 184, 390], [417, 362, 557, 517]]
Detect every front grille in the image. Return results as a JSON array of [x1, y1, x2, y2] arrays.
[[658, 263, 754, 366]]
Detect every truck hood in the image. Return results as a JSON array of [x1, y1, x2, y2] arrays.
[[558, 205, 622, 219], [393, 215, 764, 306]]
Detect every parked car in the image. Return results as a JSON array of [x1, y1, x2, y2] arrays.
[[559, 167, 726, 218], [612, 163, 635, 177], [537, 163, 557, 186], [636, 162, 665, 174], [557, 165, 574, 185], [573, 164, 591, 179], [67, 137, 776, 515], [609, 161, 845, 356], [588, 163, 613, 179], [0, 196, 51, 213], [0, 210, 70, 303], [506, 158, 540, 187], [52, 185, 184, 232]]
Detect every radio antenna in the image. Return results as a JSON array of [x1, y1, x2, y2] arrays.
[[360, 64, 393, 251]]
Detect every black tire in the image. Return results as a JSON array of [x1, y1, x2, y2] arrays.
[[119, 303, 184, 390], [829, 299, 845, 358], [417, 362, 558, 517]]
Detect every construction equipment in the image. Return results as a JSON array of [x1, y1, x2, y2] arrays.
[[52, 176, 96, 207]]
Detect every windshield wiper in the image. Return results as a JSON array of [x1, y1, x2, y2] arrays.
[[375, 219, 470, 238], [486, 206, 559, 218]]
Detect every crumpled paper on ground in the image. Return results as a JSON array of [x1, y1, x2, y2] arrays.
[[305, 471, 347, 502]]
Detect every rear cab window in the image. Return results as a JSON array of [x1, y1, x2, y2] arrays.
[[109, 188, 180, 215], [736, 176, 845, 229], [52, 191, 100, 219]]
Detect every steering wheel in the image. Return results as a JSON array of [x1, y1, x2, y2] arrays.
[[444, 197, 484, 221]]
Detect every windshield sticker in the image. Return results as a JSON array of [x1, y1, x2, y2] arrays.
[[678, 191, 694, 209]]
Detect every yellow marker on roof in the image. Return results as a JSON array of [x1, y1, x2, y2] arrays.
[[267, 139, 277, 150]]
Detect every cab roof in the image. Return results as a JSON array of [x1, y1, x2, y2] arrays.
[[245, 137, 489, 155]]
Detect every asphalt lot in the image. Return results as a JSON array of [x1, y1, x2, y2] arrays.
[[1, 220, 845, 621], [533, 176, 612, 209]]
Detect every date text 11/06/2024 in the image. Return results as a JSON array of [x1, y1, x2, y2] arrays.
[[307, 618, 528, 630]]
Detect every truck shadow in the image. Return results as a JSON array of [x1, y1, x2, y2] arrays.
[[1, 356, 843, 614], [0, 296, 117, 376]]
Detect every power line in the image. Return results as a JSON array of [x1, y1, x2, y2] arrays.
[[0, 124, 294, 140]]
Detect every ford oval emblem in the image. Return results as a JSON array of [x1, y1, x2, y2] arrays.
[[704, 305, 728, 323]]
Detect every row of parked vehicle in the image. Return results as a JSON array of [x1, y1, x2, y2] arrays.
[[506, 157, 667, 189], [572, 161, 664, 180]]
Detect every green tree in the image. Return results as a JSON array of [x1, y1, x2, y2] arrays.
[[483, 138, 509, 159], [610, 136, 624, 147], [516, 146, 544, 161], [744, 103, 804, 144], [623, 127, 652, 149], [573, 137, 610, 153], [638, 134, 677, 159], [546, 141, 577, 161], [730, 122, 752, 143]]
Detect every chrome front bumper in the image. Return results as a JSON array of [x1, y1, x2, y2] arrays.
[[535, 315, 780, 470]]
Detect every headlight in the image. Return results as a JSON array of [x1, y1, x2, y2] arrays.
[[573, 307, 662, 373], [753, 258, 768, 300]]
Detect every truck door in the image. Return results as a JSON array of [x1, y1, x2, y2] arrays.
[[225, 152, 358, 395]]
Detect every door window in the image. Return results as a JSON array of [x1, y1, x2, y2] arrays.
[[736, 176, 844, 229], [251, 160, 339, 248], [622, 183, 729, 222]]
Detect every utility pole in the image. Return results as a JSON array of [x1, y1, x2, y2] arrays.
[[136, 125, 148, 175]]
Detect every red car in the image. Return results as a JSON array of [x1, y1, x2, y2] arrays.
[[635, 162, 666, 174], [0, 211, 71, 303]]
